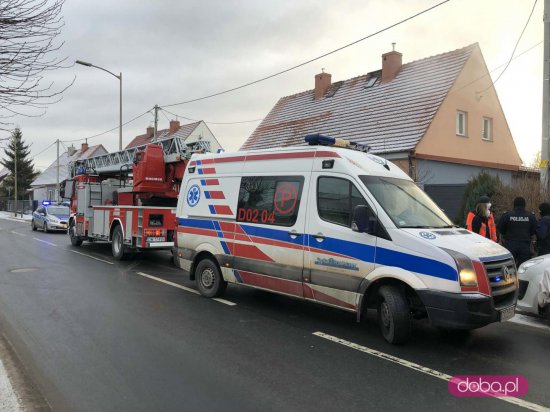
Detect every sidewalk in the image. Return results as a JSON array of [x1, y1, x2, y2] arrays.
[[0, 354, 21, 411], [0, 211, 32, 223]]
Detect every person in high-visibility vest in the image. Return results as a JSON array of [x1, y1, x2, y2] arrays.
[[469, 203, 491, 239], [466, 195, 497, 242]]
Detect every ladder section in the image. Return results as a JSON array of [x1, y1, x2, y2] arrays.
[[69, 136, 211, 177]]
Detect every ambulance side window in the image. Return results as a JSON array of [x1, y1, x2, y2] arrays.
[[237, 176, 304, 227], [317, 177, 369, 227]]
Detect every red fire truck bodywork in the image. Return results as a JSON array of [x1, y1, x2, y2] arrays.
[[64, 142, 189, 259]]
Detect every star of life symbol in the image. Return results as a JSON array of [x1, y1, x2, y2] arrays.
[[187, 184, 201, 207]]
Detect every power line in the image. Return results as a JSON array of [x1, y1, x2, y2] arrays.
[[60, 109, 153, 143], [161, 0, 451, 108], [477, 0, 538, 94], [32, 141, 57, 158], [160, 107, 263, 125]]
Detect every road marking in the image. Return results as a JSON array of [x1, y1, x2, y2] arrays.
[[69, 250, 114, 265], [508, 314, 550, 332], [313, 331, 549, 412], [9, 231, 25, 237], [33, 237, 57, 247], [136, 272, 236, 306]]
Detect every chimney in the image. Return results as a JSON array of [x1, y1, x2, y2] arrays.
[[67, 145, 76, 156], [169, 120, 180, 134], [314, 71, 332, 100], [146, 126, 154, 137], [381, 47, 402, 83], [81, 142, 89, 153]]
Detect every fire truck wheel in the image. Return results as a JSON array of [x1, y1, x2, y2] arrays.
[[69, 224, 82, 246], [377, 285, 411, 344], [195, 258, 227, 298], [112, 225, 126, 260]]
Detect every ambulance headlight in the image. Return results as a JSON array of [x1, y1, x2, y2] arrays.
[[441, 248, 478, 287]]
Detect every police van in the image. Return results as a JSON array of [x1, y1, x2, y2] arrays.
[[175, 135, 518, 343]]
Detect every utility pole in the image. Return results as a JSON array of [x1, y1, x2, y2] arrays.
[[542, 0, 550, 192], [153, 104, 159, 142], [13, 135, 17, 217], [56, 139, 60, 202]]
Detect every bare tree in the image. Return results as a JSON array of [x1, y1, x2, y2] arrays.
[[0, 0, 71, 126]]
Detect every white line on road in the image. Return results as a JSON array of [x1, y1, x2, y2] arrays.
[[313, 331, 549, 412], [9, 231, 25, 237], [508, 314, 550, 332], [69, 250, 114, 265], [136, 272, 236, 306], [32, 237, 57, 247]]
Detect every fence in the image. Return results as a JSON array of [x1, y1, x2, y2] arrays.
[[0, 198, 37, 215]]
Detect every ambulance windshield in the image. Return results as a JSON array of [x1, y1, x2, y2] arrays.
[[360, 176, 453, 229]]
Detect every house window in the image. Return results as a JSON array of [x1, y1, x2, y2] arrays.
[[456, 111, 467, 136], [482, 117, 493, 141]]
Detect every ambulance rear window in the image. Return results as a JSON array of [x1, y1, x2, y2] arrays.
[[237, 176, 304, 227]]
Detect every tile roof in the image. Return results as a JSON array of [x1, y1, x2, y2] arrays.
[[31, 144, 107, 187], [241, 44, 477, 154], [125, 121, 202, 148]]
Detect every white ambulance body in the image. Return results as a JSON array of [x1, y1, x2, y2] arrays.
[[175, 135, 518, 343]]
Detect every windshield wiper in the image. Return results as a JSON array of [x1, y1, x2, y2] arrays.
[[400, 225, 436, 228]]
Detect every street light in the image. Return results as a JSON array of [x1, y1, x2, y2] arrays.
[[76, 60, 123, 151]]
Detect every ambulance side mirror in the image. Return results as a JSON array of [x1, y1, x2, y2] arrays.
[[352, 205, 374, 233]]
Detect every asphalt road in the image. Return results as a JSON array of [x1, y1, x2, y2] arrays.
[[0, 218, 548, 412]]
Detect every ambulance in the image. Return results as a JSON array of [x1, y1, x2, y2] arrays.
[[175, 134, 518, 344]]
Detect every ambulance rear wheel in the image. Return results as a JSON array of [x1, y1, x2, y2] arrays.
[[377, 285, 411, 344], [196, 258, 227, 298], [112, 225, 126, 260]]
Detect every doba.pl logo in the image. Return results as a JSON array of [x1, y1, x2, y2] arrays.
[[449, 376, 528, 397]]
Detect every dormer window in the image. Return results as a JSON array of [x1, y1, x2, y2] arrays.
[[456, 111, 467, 136]]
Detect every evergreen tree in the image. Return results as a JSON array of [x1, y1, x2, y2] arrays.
[[0, 128, 39, 200]]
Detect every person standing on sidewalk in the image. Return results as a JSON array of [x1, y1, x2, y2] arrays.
[[466, 195, 497, 242], [536, 202, 550, 256], [497, 196, 536, 266]]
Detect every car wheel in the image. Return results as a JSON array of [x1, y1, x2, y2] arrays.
[[377, 285, 411, 344], [111, 225, 126, 260], [44, 222, 49, 233], [31, 220, 37, 231], [195, 258, 227, 298], [69, 222, 82, 246]]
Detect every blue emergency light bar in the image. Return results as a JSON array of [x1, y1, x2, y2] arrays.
[[304, 134, 371, 153], [42, 200, 51, 206]]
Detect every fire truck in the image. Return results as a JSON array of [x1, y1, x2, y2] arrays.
[[61, 136, 210, 260]]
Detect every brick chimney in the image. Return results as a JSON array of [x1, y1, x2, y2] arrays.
[[381, 49, 402, 83], [81, 142, 89, 152], [169, 120, 180, 134], [314, 71, 332, 100], [146, 126, 154, 137]]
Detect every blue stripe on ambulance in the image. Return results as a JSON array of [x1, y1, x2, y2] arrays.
[[178, 218, 458, 281]]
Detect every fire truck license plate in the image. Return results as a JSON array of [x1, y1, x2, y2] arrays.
[[499, 305, 515, 322], [146, 237, 165, 242]]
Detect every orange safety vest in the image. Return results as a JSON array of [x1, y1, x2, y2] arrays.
[[466, 211, 497, 241]]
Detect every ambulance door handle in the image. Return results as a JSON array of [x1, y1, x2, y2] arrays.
[[288, 230, 301, 239], [312, 233, 325, 241]]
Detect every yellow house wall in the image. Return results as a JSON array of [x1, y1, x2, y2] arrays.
[[415, 45, 522, 169]]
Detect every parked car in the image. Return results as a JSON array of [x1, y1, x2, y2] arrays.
[[31, 204, 70, 233], [517, 254, 550, 321]]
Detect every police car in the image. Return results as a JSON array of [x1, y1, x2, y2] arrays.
[[31, 201, 70, 233]]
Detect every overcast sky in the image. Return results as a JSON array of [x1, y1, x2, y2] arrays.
[[1, 0, 543, 171]]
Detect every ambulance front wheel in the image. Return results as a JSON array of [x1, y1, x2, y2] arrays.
[[196, 258, 227, 298], [377, 285, 411, 344]]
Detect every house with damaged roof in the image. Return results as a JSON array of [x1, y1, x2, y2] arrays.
[[241, 43, 523, 221]]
